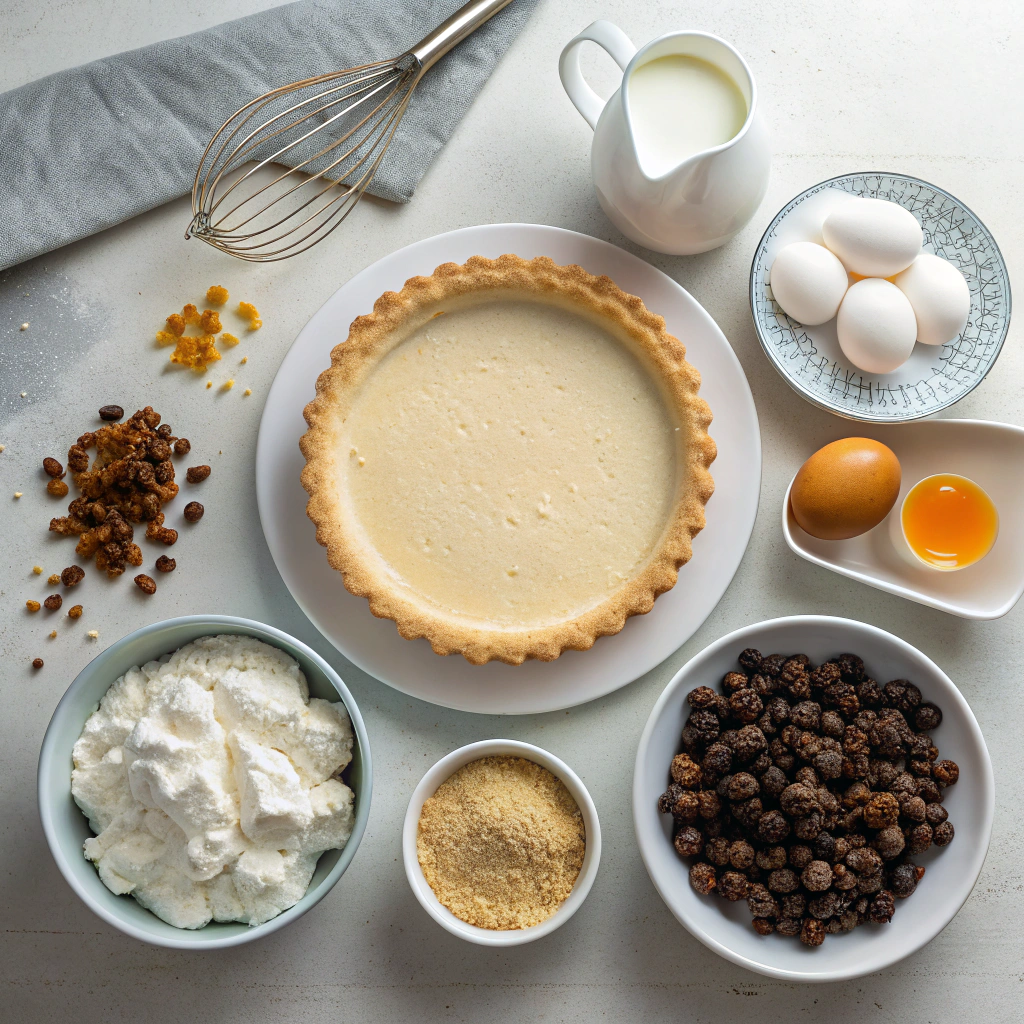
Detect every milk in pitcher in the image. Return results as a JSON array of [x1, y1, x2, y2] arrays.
[[627, 56, 748, 178]]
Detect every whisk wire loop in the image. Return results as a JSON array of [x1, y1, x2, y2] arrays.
[[188, 0, 515, 262]]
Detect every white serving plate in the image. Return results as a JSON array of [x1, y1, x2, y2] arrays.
[[782, 419, 1024, 619], [749, 173, 1011, 423], [255, 223, 761, 714], [633, 615, 994, 982]]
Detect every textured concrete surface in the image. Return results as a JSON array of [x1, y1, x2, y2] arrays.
[[1, 1, 1021, 1021]]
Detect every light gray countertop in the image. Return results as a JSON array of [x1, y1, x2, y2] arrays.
[[2, 1, 1021, 1020]]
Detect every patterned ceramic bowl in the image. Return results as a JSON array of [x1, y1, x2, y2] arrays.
[[749, 173, 1011, 423]]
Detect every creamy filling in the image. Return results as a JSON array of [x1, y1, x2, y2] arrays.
[[339, 297, 681, 629]]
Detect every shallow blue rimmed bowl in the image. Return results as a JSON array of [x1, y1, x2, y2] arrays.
[[37, 615, 372, 949]]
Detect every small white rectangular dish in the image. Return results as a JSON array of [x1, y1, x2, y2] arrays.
[[782, 419, 1024, 619]]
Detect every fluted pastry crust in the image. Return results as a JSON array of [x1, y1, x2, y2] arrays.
[[300, 255, 716, 665]]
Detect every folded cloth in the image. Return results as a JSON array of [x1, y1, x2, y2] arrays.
[[0, 0, 538, 271]]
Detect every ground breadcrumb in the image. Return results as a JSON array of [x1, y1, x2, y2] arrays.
[[416, 755, 585, 930]]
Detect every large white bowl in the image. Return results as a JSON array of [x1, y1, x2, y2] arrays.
[[403, 739, 601, 945], [633, 615, 993, 982], [38, 615, 372, 949]]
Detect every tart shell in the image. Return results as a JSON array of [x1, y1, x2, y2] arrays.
[[300, 255, 716, 665]]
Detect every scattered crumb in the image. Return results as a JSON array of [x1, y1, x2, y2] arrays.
[[32, 566, 43, 575], [47, 573, 60, 585], [49, 630, 57, 639], [68, 604, 83, 619], [20, 392, 27, 398], [0, 444, 5, 452], [244, 388, 252, 396], [155, 330, 179, 346], [20, 323, 29, 331], [87, 630, 99, 639], [170, 334, 221, 370], [240, 355, 248, 364], [207, 285, 229, 305], [14, 491, 23, 498], [206, 380, 212, 389], [221, 379, 234, 391], [199, 309, 222, 334], [25, 600, 40, 612], [220, 332, 240, 347], [237, 301, 262, 330], [182, 304, 201, 325]]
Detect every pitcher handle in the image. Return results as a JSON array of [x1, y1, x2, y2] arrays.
[[559, 21, 637, 130]]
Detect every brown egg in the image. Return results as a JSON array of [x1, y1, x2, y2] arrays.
[[790, 438, 901, 540]]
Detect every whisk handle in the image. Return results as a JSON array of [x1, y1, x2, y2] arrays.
[[407, 0, 516, 72]]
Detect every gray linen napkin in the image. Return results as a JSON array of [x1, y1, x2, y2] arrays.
[[0, 0, 538, 271]]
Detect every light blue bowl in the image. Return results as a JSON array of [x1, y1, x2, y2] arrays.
[[37, 615, 372, 949]]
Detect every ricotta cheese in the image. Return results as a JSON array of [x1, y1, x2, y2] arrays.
[[71, 634, 355, 929]]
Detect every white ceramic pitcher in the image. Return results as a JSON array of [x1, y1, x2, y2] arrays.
[[559, 22, 771, 255]]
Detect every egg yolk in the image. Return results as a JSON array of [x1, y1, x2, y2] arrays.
[[901, 474, 998, 570]]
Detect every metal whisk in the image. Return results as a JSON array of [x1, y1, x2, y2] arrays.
[[187, 0, 514, 262]]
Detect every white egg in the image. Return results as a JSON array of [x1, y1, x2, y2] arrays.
[[836, 278, 918, 374], [769, 242, 850, 325], [894, 252, 971, 345], [822, 197, 923, 277]]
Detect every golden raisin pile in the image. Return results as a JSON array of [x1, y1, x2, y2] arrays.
[[49, 407, 187, 578], [155, 286, 261, 372]]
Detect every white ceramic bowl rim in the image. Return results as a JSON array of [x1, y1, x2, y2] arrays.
[[632, 614, 994, 982], [403, 739, 602, 946], [37, 614, 373, 950]]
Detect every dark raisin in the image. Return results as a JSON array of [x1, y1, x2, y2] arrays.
[[729, 688, 764, 723], [61, 565, 85, 587], [43, 457, 65, 478], [32, 658, 44, 669], [914, 702, 942, 731], [186, 464, 211, 483], [722, 671, 749, 693], [726, 773, 759, 801], [890, 863, 921, 898], [874, 827, 905, 860], [689, 862, 717, 895], [800, 917, 825, 946], [43, 594, 62, 611], [134, 574, 157, 595], [99, 405, 124, 421], [780, 783, 818, 817], [702, 742, 732, 775], [718, 871, 749, 901], [687, 685, 719, 709], [869, 890, 896, 924], [670, 753, 702, 788], [906, 823, 933, 855], [674, 827, 704, 858], [738, 648, 763, 672], [932, 760, 959, 787]]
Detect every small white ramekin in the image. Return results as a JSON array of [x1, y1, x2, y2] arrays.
[[888, 472, 999, 571], [403, 739, 601, 946]]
